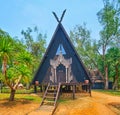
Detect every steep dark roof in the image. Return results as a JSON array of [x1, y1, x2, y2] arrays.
[[32, 23, 91, 84]]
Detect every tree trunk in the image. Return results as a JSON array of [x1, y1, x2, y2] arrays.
[[112, 64, 119, 90], [26, 83, 30, 90], [2, 56, 7, 75], [0, 82, 2, 93], [9, 89, 16, 101], [104, 66, 109, 89]]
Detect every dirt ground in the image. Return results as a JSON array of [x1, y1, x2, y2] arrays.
[[0, 91, 120, 115]]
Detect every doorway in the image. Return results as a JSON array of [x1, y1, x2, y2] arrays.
[[56, 64, 66, 83]]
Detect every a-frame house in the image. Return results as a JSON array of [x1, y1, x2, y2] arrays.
[[33, 21, 91, 84], [32, 10, 92, 112], [33, 11, 91, 85]]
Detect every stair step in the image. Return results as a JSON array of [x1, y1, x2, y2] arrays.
[[49, 85, 58, 87], [47, 89, 57, 92], [45, 96, 56, 99], [40, 83, 61, 110], [48, 87, 58, 90], [43, 100, 55, 104], [39, 105, 54, 111], [47, 92, 57, 95]]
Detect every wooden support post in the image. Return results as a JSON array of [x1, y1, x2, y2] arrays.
[[60, 85, 62, 95], [66, 67, 68, 83], [54, 68, 57, 84], [34, 85, 37, 93], [85, 84, 87, 92], [89, 84, 92, 97], [40, 85, 43, 92], [72, 85, 75, 99], [44, 85, 47, 92]]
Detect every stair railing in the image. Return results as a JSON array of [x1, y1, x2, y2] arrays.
[[54, 82, 61, 107], [40, 82, 50, 106]]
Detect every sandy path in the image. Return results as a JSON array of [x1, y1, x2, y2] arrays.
[[54, 92, 120, 115], [0, 91, 120, 115]]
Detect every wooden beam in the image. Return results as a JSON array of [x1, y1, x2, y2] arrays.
[[52, 12, 60, 23], [60, 9, 66, 22], [52, 9, 67, 23]]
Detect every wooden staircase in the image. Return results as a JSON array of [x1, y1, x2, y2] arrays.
[[39, 82, 61, 114]]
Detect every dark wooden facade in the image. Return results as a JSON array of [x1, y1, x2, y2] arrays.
[[32, 23, 91, 86]]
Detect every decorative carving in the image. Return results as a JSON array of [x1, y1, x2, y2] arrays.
[[50, 53, 72, 68], [68, 66, 73, 83], [50, 52, 73, 83], [50, 67, 54, 83]]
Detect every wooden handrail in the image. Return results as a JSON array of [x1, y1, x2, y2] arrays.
[[54, 82, 61, 107], [40, 82, 50, 106]]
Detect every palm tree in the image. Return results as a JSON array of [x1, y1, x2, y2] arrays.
[[6, 46, 33, 101], [0, 29, 34, 101], [7, 63, 31, 101], [5, 50, 33, 101], [0, 32, 14, 89]]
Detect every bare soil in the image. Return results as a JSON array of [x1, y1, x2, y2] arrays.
[[0, 91, 120, 115]]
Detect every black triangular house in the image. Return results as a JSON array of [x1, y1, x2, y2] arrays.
[[32, 20, 91, 85]]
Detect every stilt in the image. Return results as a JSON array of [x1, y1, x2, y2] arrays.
[[72, 85, 75, 99], [89, 84, 92, 96], [40, 85, 43, 92], [34, 85, 37, 93]]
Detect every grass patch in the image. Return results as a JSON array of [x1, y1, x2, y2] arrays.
[[1, 87, 34, 94], [93, 89, 120, 96], [58, 98, 70, 103], [0, 93, 9, 100], [0, 93, 42, 103]]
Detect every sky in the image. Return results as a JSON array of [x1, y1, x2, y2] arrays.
[[0, 0, 104, 44]]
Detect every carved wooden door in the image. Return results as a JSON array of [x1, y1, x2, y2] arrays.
[[56, 64, 66, 83]]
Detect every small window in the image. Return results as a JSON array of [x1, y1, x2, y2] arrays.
[[56, 44, 66, 55]]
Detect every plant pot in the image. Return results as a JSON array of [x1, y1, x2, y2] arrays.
[[35, 81, 39, 85], [85, 80, 89, 84]]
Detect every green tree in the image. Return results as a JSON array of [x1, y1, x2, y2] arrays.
[[70, 23, 93, 68], [0, 29, 33, 101], [7, 50, 33, 101], [0, 29, 14, 88], [21, 26, 46, 60], [21, 26, 47, 74], [97, 0, 120, 89], [106, 47, 120, 89], [70, 23, 106, 84]]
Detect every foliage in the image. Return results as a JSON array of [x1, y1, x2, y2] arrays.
[[21, 26, 47, 76], [0, 28, 35, 101], [70, 23, 98, 69], [21, 26, 46, 61], [70, 0, 120, 90], [97, 0, 120, 89], [0, 26, 47, 101], [106, 47, 120, 77], [97, 0, 120, 53]]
